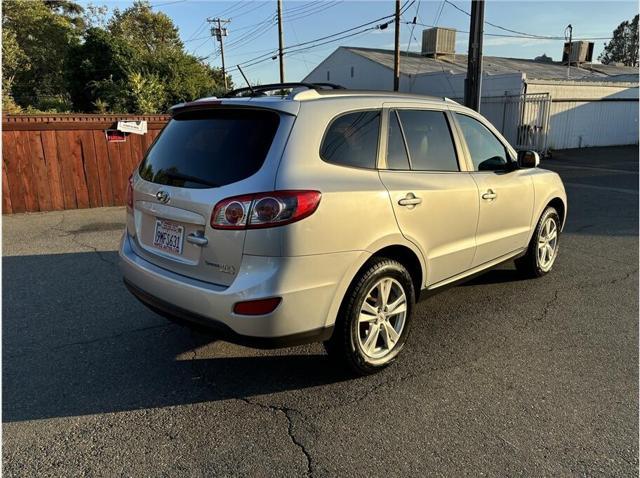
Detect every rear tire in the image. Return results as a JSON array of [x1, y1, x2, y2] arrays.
[[515, 206, 560, 278], [324, 257, 415, 376]]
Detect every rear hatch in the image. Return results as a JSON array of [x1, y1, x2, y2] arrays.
[[129, 103, 296, 286]]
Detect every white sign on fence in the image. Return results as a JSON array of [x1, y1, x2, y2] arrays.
[[117, 120, 148, 135]]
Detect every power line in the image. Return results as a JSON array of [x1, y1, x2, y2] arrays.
[[406, 0, 421, 54], [433, 0, 446, 26], [285, 1, 343, 22], [442, 0, 612, 41], [406, 21, 612, 42], [226, 23, 383, 73], [214, 1, 255, 19], [150, 0, 186, 8], [218, 1, 413, 75], [185, 19, 207, 42]]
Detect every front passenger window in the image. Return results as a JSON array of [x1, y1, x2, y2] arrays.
[[455, 113, 509, 172]]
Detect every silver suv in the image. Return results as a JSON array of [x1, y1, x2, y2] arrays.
[[120, 83, 567, 375]]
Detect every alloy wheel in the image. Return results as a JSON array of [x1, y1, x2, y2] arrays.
[[537, 216, 558, 271], [357, 277, 407, 360]]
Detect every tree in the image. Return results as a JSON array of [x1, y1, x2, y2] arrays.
[[108, 1, 183, 56], [3, 0, 230, 113], [104, 1, 230, 109], [2, 28, 30, 113], [65, 27, 136, 112], [599, 15, 639, 66], [128, 72, 166, 114], [2, 0, 84, 111]]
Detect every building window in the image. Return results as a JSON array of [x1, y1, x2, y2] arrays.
[[350, 66, 354, 78], [326, 71, 330, 81]]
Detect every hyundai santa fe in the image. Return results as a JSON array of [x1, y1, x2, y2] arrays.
[[120, 82, 567, 375]]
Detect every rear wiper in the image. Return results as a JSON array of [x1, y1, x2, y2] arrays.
[[162, 171, 219, 188]]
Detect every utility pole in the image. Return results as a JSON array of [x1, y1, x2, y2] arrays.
[[277, 0, 285, 83], [208, 18, 230, 91], [464, 0, 485, 112], [393, 0, 401, 91]]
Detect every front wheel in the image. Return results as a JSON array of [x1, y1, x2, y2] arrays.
[[324, 258, 415, 376], [515, 206, 561, 278]]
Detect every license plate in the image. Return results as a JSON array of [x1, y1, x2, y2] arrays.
[[153, 219, 184, 255]]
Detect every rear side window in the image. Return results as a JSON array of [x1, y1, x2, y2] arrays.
[[320, 110, 380, 169], [139, 109, 280, 189], [396, 110, 459, 171]]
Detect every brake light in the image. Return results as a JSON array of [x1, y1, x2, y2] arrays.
[[211, 190, 321, 229], [126, 175, 134, 210], [233, 297, 282, 315]]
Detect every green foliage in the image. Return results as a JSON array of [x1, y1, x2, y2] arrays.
[[108, 1, 183, 56], [3, 0, 231, 114], [2, 0, 84, 111], [66, 27, 136, 112], [599, 15, 639, 66], [2, 27, 29, 113], [128, 72, 166, 114]]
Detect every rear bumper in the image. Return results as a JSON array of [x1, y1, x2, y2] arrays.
[[123, 279, 333, 348], [119, 233, 365, 347]]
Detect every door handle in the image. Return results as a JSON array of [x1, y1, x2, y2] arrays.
[[398, 193, 422, 207], [186, 232, 208, 246], [482, 189, 497, 201]]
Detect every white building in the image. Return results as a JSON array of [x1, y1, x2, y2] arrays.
[[303, 28, 639, 151]]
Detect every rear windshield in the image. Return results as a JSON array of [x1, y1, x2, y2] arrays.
[[139, 109, 280, 189]]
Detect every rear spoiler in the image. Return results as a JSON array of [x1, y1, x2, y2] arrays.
[[168, 98, 300, 117]]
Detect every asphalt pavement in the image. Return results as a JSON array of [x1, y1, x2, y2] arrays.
[[3, 146, 638, 477]]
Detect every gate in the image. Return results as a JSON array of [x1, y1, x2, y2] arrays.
[[458, 93, 552, 156]]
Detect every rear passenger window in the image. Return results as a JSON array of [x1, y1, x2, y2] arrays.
[[396, 110, 459, 172], [320, 110, 381, 169]]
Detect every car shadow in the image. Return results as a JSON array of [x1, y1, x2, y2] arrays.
[[461, 267, 529, 286], [3, 252, 349, 423]]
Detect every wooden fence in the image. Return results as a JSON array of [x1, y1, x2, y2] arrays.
[[2, 114, 170, 214]]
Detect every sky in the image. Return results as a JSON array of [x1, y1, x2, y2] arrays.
[[83, 0, 638, 85]]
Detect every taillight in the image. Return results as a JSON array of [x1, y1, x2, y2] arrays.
[[126, 175, 134, 210], [211, 190, 321, 229]]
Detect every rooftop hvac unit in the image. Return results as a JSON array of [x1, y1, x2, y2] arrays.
[[421, 27, 456, 57], [562, 41, 594, 64]]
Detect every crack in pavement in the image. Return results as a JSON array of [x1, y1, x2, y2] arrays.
[[185, 340, 316, 475], [237, 398, 314, 476], [579, 268, 638, 289], [49, 212, 119, 267], [5, 323, 174, 359], [536, 289, 560, 323]]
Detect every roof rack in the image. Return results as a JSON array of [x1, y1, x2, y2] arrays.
[[222, 82, 345, 98]]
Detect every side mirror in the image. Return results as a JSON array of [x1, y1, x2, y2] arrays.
[[518, 150, 540, 168]]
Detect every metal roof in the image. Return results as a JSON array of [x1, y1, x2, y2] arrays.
[[344, 47, 639, 83], [296, 88, 451, 102]]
